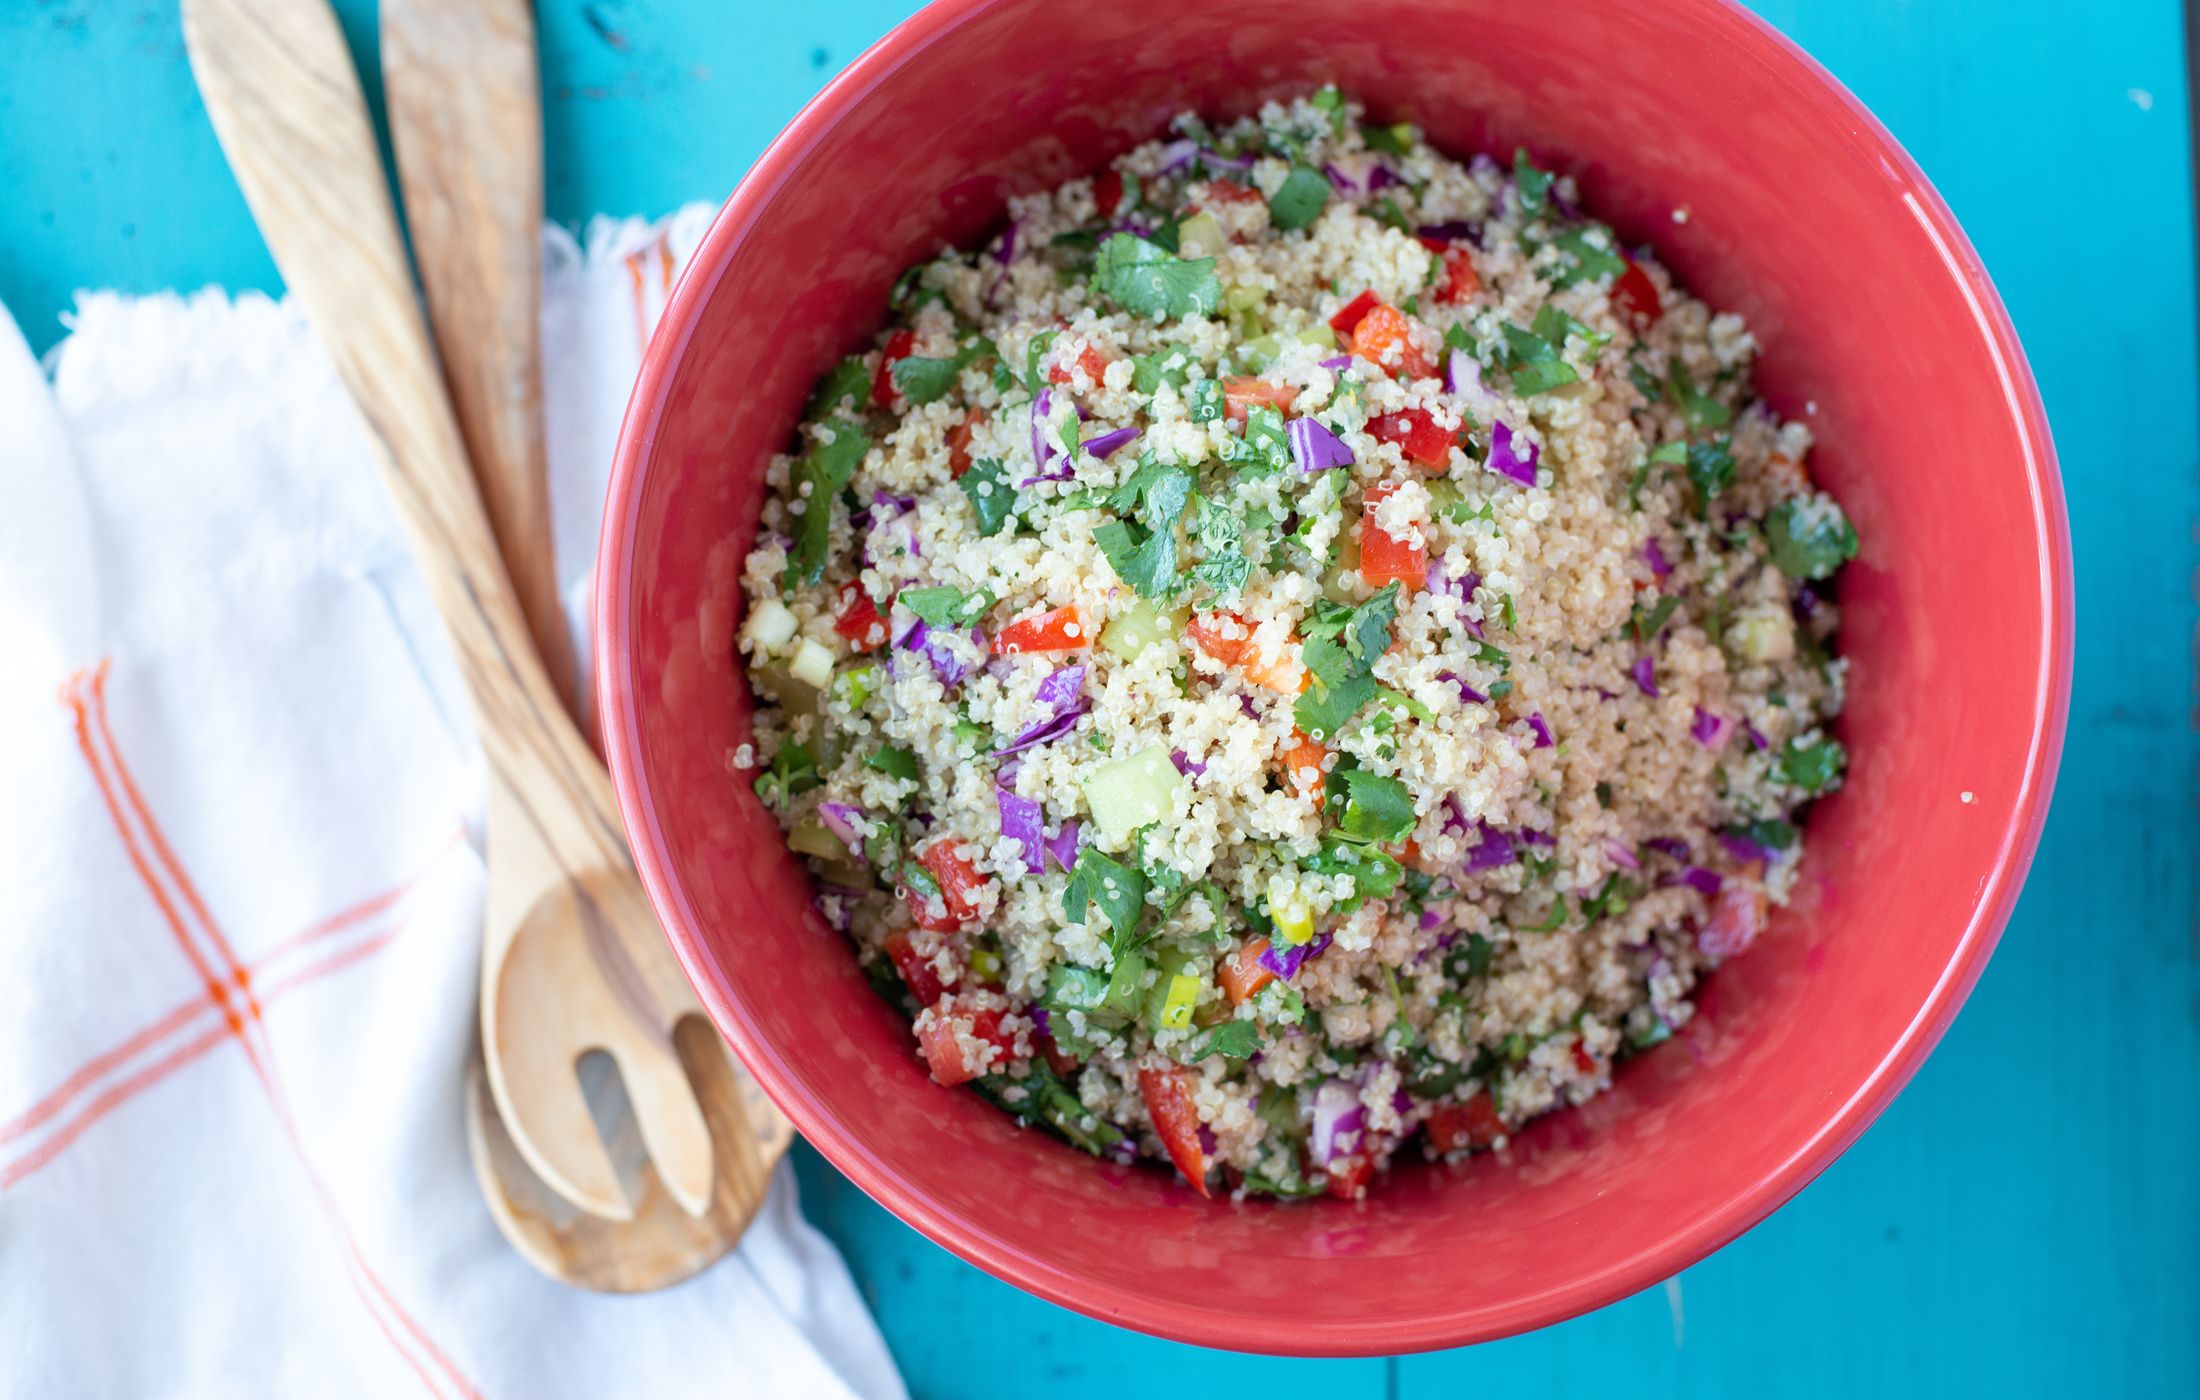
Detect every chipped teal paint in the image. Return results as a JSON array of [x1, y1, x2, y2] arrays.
[[4, 2, 2193, 1394]]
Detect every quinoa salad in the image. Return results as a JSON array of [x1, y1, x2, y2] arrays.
[[734, 90, 1860, 1200]]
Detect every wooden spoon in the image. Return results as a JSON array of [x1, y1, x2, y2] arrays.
[[182, 0, 781, 1228], [375, 0, 793, 1278], [378, 0, 579, 720]]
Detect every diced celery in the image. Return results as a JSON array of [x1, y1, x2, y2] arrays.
[[788, 817, 844, 862], [743, 597, 799, 652], [1296, 323, 1338, 351], [1099, 599, 1189, 661], [1321, 532, 1361, 603], [1224, 284, 1268, 315], [1243, 332, 1282, 369], [788, 637, 836, 688], [1101, 949, 1149, 1022], [1082, 746, 1187, 838], [749, 661, 820, 714], [1177, 212, 1226, 260]]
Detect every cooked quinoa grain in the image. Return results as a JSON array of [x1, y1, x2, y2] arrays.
[[736, 91, 1858, 1200]]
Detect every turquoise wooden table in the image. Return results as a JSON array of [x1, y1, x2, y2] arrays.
[[5, 2, 2194, 1394]]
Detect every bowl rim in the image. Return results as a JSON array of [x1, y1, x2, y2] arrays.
[[597, 0, 2073, 1355]]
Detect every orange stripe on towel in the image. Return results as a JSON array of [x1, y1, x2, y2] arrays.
[[52, 661, 484, 1400]]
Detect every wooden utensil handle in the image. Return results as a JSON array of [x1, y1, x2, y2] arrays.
[[184, 0, 624, 875], [381, 0, 581, 721]]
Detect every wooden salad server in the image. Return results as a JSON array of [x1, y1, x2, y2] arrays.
[[183, 0, 790, 1242]]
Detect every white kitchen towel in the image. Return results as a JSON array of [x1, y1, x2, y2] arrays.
[[0, 209, 907, 1400]]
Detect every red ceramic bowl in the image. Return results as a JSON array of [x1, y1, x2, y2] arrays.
[[598, 0, 2071, 1355]]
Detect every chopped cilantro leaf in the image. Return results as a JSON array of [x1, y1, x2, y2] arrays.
[[1729, 817, 1798, 851], [1551, 223, 1627, 287], [1188, 1020, 1261, 1063], [1093, 234, 1222, 320], [1022, 330, 1058, 393], [1500, 320, 1577, 395], [1303, 839, 1402, 911], [1361, 122, 1413, 156], [899, 585, 992, 627], [1513, 147, 1555, 217], [959, 457, 1015, 537], [1776, 736, 1847, 794], [864, 745, 918, 782], [890, 337, 997, 405], [1631, 594, 1682, 643], [1131, 349, 1193, 393], [1669, 358, 1734, 430], [754, 741, 818, 809], [1188, 379, 1225, 422], [1686, 438, 1737, 515], [1063, 848, 1149, 946], [806, 356, 870, 416], [1335, 769, 1417, 844], [1269, 165, 1331, 231], [1765, 497, 1860, 580], [781, 418, 868, 593]]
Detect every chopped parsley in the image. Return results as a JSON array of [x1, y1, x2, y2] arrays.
[[1190, 495, 1252, 600], [1131, 348, 1194, 393], [1092, 233, 1222, 320], [1630, 594, 1682, 643]]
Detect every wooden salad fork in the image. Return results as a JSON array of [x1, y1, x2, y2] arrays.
[[183, 0, 789, 1249]]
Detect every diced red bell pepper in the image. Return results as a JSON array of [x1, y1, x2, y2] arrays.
[[917, 840, 988, 923], [1698, 882, 1767, 957], [1357, 481, 1428, 591], [1186, 611, 1303, 693], [1218, 937, 1277, 1005], [872, 328, 915, 408], [883, 929, 951, 1006], [1612, 257, 1663, 324], [1221, 376, 1297, 425], [916, 1000, 1014, 1086], [992, 606, 1088, 655], [1324, 1152, 1376, 1200], [1328, 289, 1381, 337], [1348, 302, 1434, 380], [1277, 729, 1328, 809], [1138, 1064, 1211, 1197], [1204, 178, 1263, 205], [1036, 1026, 1082, 1077], [945, 409, 986, 479], [1425, 1091, 1506, 1152], [831, 582, 889, 652], [1047, 344, 1111, 386], [1095, 167, 1127, 220], [1431, 246, 1481, 305], [1367, 406, 1455, 469], [1572, 1039, 1599, 1076]]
